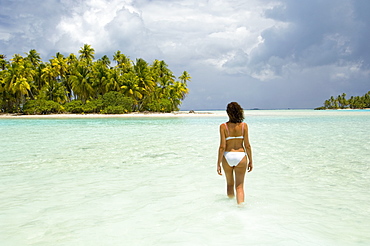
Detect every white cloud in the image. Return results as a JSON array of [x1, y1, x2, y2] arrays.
[[0, 32, 11, 41], [50, 0, 142, 54], [133, 0, 277, 65]]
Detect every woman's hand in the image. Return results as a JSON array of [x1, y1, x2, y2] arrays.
[[248, 161, 253, 172], [217, 164, 222, 175]]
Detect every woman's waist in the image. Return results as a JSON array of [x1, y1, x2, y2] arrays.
[[224, 148, 245, 152]]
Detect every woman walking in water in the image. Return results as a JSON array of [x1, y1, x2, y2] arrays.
[[217, 102, 253, 204]]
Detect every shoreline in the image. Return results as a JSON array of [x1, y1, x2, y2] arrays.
[[0, 111, 224, 119], [1, 108, 368, 119]]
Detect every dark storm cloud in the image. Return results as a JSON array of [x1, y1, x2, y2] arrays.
[[0, 0, 69, 57], [247, 0, 370, 79]]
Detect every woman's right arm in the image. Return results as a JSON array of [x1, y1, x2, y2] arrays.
[[217, 124, 226, 175], [243, 123, 253, 172]]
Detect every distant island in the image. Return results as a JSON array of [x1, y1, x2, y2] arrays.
[[315, 91, 370, 110], [0, 44, 191, 115]]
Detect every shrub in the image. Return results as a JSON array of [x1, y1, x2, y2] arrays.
[[64, 100, 84, 113], [314, 106, 326, 110], [23, 99, 65, 115], [102, 92, 133, 113], [101, 106, 128, 114], [146, 98, 173, 112], [83, 99, 104, 113], [63, 92, 133, 114]]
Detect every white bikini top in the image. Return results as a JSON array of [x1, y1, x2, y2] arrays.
[[224, 122, 244, 141]]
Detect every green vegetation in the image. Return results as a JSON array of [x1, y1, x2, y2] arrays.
[[315, 92, 370, 110], [0, 45, 191, 114]]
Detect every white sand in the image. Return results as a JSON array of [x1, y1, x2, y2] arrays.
[[0, 111, 226, 118]]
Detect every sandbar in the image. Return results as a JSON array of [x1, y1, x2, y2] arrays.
[[0, 111, 226, 119]]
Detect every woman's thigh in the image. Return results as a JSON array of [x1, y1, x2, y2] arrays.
[[234, 156, 247, 186], [222, 156, 234, 185]]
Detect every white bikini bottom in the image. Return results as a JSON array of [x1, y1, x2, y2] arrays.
[[223, 152, 246, 167]]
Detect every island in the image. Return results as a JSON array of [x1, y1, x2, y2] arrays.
[[0, 45, 191, 115], [315, 92, 370, 110]]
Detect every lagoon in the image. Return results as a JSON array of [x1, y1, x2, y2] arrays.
[[0, 110, 369, 245]]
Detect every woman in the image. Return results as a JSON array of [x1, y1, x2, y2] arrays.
[[217, 102, 253, 204]]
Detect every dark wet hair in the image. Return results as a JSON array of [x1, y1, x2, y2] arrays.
[[226, 102, 244, 123]]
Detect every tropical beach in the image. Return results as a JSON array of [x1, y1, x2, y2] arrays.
[[2, 0, 370, 245]]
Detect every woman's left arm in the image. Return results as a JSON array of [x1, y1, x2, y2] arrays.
[[243, 123, 253, 172]]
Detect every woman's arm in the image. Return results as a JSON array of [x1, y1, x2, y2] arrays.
[[217, 124, 226, 175], [243, 123, 253, 172]]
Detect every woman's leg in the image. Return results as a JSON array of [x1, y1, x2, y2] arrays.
[[222, 157, 235, 198], [234, 156, 247, 204]]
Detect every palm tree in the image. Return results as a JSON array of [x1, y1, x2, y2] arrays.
[[41, 64, 57, 84], [328, 96, 337, 109], [168, 81, 189, 111], [63, 53, 78, 101], [92, 60, 110, 97], [99, 55, 111, 68], [25, 49, 41, 67], [78, 44, 95, 63], [11, 54, 24, 64], [337, 93, 348, 109], [1, 62, 17, 111], [70, 63, 94, 102], [67, 53, 78, 66], [29, 62, 46, 99], [50, 54, 68, 81], [3, 59, 33, 110], [0, 54, 7, 70], [179, 71, 191, 85], [50, 53, 69, 102], [324, 99, 330, 109], [106, 68, 123, 92], [365, 91, 370, 108], [55, 52, 64, 59], [113, 50, 122, 66], [113, 51, 132, 72], [13, 77, 31, 108], [134, 58, 154, 107], [121, 71, 145, 110], [41, 63, 58, 101], [151, 60, 175, 87]]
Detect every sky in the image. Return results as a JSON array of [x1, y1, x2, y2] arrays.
[[1, 0, 369, 110]]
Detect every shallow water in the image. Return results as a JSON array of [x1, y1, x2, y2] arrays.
[[1, 110, 369, 245]]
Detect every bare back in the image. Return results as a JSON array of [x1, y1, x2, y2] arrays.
[[222, 122, 246, 152]]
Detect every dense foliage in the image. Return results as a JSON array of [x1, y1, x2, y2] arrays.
[[0, 45, 191, 114], [315, 92, 370, 110]]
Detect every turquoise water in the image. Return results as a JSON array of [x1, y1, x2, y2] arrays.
[[1, 110, 369, 245]]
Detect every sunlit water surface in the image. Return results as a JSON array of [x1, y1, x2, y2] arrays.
[[1, 110, 369, 245]]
